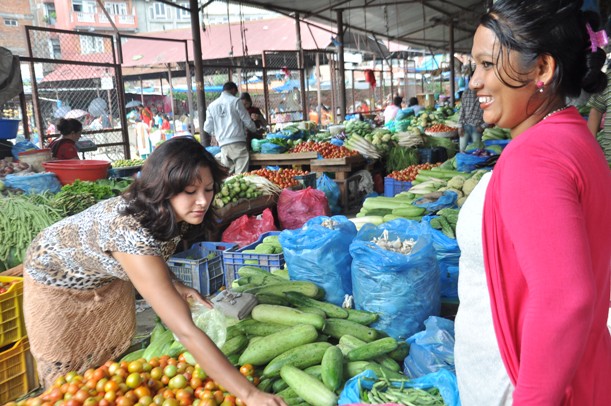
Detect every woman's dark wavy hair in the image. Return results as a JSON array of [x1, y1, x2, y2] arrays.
[[481, 0, 607, 111], [121, 136, 227, 241]]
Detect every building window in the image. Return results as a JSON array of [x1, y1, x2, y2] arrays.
[[4, 19, 18, 27], [105, 2, 127, 15], [49, 38, 61, 59], [177, 3, 190, 20], [73, 0, 96, 13], [80, 36, 104, 54], [151, 3, 167, 20]]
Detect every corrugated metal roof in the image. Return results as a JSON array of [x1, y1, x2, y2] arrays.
[[224, 0, 490, 54]]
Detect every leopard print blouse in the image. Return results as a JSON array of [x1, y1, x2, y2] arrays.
[[24, 196, 182, 290]]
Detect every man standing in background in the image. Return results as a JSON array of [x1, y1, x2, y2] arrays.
[[204, 82, 256, 174], [458, 87, 486, 152]]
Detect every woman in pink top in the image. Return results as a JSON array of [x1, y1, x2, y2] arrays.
[[460, 0, 611, 404]]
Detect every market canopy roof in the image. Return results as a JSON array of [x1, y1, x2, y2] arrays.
[[225, 0, 489, 54]]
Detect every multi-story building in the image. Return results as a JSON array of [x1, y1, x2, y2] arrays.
[[0, 0, 38, 56]]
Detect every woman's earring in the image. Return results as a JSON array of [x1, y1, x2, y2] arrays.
[[536, 80, 544, 93]]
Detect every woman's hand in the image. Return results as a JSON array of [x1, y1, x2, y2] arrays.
[[172, 280, 213, 308]]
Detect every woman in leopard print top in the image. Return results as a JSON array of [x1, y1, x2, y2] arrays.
[[23, 137, 288, 406]]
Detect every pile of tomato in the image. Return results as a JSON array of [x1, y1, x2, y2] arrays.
[[13, 355, 258, 406], [0, 278, 19, 294], [387, 162, 441, 182], [246, 168, 309, 189], [425, 123, 457, 133], [289, 141, 359, 159]]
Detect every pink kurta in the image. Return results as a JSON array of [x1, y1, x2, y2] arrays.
[[482, 106, 611, 405]]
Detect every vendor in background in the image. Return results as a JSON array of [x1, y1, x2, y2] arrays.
[[457, 87, 486, 152], [240, 92, 267, 130], [48, 118, 82, 160], [161, 115, 171, 131], [23, 137, 287, 406], [407, 97, 423, 114], [384, 95, 403, 123], [139, 104, 154, 128], [586, 65, 611, 165], [454, 1, 611, 405], [135, 118, 151, 159]]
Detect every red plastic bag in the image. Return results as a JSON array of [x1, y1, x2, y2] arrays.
[[277, 187, 330, 230], [221, 208, 277, 247]]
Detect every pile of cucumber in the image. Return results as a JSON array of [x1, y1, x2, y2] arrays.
[[224, 266, 410, 406]]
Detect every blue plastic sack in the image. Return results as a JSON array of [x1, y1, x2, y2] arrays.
[[395, 107, 415, 121], [316, 173, 341, 215], [338, 368, 460, 406], [260, 142, 287, 154], [413, 190, 458, 214], [330, 138, 344, 147], [456, 151, 495, 172], [11, 141, 39, 160], [4, 172, 62, 194], [422, 217, 461, 299], [349, 219, 440, 339], [205, 146, 221, 156], [265, 132, 291, 140], [279, 215, 357, 306], [404, 316, 456, 378]]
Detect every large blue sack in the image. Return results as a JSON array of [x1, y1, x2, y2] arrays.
[[260, 142, 287, 154], [404, 316, 456, 378], [413, 190, 458, 214], [455, 151, 495, 172], [338, 368, 460, 406], [279, 215, 356, 306], [316, 173, 341, 215], [422, 217, 461, 299], [4, 172, 62, 194], [349, 219, 440, 339]]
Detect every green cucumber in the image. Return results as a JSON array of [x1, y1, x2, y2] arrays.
[[220, 334, 249, 356], [345, 308, 379, 325], [388, 341, 410, 362], [346, 337, 398, 361], [303, 364, 323, 380], [280, 365, 338, 406], [272, 378, 288, 393], [375, 355, 401, 372], [121, 348, 145, 362], [252, 304, 325, 330], [238, 266, 286, 285], [321, 346, 344, 392], [238, 324, 318, 366], [344, 361, 370, 379], [245, 281, 322, 298], [257, 378, 274, 393], [296, 306, 327, 318], [235, 319, 289, 336], [276, 387, 298, 399], [365, 362, 406, 380], [322, 318, 378, 342], [263, 342, 332, 378], [285, 291, 348, 319], [255, 293, 291, 306]]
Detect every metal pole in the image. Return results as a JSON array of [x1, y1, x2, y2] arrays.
[[336, 10, 346, 121], [295, 13, 307, 122], [449, 19, 456, 106], [184, 42, 195, 133], [190, 0, 208, 145], [19, 91, 31, 143], [315, 52, 322, 125], [167, 64, 175, 121]]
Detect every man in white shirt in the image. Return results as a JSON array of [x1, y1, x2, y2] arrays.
[[203, 82, 256, 174]]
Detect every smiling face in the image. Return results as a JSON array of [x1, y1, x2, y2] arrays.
[[169, 165, 215, 225], [470, 25, 549, 138]]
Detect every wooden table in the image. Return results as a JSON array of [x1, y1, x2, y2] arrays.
[[249, 152, 317, 168], [309, 155, 367, 213]]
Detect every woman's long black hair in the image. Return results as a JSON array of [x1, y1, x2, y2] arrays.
[[121, 137, 227, 240]]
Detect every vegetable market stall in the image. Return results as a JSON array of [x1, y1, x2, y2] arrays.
[[248, 151, 318, 169], [309, 154, 367, 213]]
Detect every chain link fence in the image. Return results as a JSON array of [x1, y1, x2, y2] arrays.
[[263, 51, 304, 124], [24, 26, 128, 160]]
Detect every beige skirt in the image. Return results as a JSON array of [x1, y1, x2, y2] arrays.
[[23, 272, 136, 388]]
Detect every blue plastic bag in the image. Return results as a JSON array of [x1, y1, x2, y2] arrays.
[[330, 138, 344, 147], [279, 215, 356, 306], [349, 219, 440, 339], [338, 368, 460, 406], [404, 316, 456, 378], [316, 173, 341, 215], [205, 146, 221, 156], [422, 217, 461, 299], [456, 151, 495, 172], [265, 132, 291, 140], [11, 141, 39, 160], [413, 190, 458, 214], [261, 142, 287, 154], [4, 172, 62, 194]]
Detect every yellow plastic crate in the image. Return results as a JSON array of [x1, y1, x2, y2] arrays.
[[0, 337, 38, 404], [0, 276, 26, 348]]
